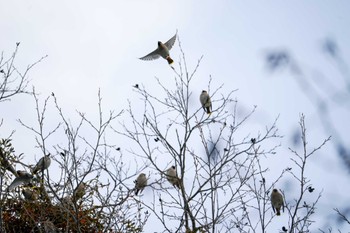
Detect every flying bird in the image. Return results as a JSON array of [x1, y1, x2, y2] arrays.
[[200, 90, 212, 114], [134, 173, 147, 195], [33, 154, 51, 174], [7, 172, 33, 191], [139, 31, 177, 65], [166, 166, 180, 189], [271, 188, 284, 216]]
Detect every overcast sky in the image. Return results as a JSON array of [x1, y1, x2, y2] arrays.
[[1, 1, 350, 232]]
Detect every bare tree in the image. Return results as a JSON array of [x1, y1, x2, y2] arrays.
[[284, 114, 330, 232], [118, 43, 296, 232], [0, 42, 333, 233], [1, 89, 149, 232], [265, 39, 350, 172], [265, 39, 350, 231], [0, 43, 47, 102]]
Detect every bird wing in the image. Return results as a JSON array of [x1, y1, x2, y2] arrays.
[[139, 49, 161, 61], [33, 157, 43, 173], [271, 204, 276, 213], [206, 98, 212, 110], [200, 93, 210, 106], [164, 31, 177, 50], [205, 96, 211, 106], [8, 177, 26, 191]]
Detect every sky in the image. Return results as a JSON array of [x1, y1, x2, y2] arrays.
[[1, 1, 350, 232]]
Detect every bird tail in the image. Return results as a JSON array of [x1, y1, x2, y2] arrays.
[[166, 56, 174, 65], [276, 209, 281, 216], [206, 107, 211, 114]]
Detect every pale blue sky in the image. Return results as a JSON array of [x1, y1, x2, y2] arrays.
[[1, 1, 350, 231]]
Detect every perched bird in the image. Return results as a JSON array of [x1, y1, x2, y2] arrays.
[[271, 189, 284, 216], [166, 166, 180, 189], [134, 173, 147, 195], [22, 188, 39, 201], [7, 172, 33, 191], [42, 220, 57, 233], [139, 32, 177, 65], [199, 90, 212, 114], [60, 196, 74, 210], [33, 154, 51, 174], [73, 182, 86, 201]]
